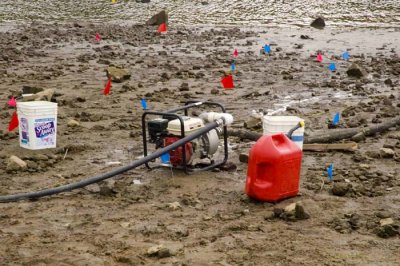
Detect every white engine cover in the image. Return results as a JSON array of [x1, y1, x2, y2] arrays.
[[167, 116, 205, 136]]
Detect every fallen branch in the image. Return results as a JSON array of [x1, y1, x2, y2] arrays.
[[228, 116, 400, 144], [305, 116, 400, 144]]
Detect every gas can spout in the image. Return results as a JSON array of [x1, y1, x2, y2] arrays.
[[199, 112, 234, 125], [286, 121, 305, 139]]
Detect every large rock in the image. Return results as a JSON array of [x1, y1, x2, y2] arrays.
[[380, 148, 395, 158], [375, 221, 399, 238], [6, 155, 27, 172], [146, 10, 168, 26], [274, 202, 310, 221], [147, 245, 174, 258], [310, 17, 325, 29], [346, 63, 367, 78], [380, 218, 394, 226], [331, 182, 350, 196], [106, 66, 131, 83]]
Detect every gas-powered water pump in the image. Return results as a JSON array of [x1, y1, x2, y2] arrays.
[[142, 101, 233, 173]]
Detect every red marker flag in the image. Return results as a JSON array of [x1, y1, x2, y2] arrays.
[[95, 33, 102, 42], [221, 75, 234, 89], [316, 53, 323, 62], [103, 79, 112, 95], [157, 23, 167, 33], [233, 49, 238, 58], [8, 111, 19, 132], [7, 97, 17, 107]]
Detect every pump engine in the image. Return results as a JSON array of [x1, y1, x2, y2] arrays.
[[148, 116, 221, 166], [142, 101, 231, 172]]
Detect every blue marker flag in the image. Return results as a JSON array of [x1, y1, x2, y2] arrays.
[[160, 152, 170, 164], [332, 112, 340, 126], [327, 164, 333, 181], [328, 62, 336, 72], [141, 98, 148, 110], [342, 51, 350, 61], [264, 45, 271, 54], [231, 62, 235, 72]]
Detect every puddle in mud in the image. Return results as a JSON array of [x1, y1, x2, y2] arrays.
[[267, 91, 352, 115]]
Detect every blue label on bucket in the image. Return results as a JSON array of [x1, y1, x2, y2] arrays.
[[35, 120, 55, 138], [20, 117, 29, 144], [34, 118, 56, 147], [291, 135, 304, 142]]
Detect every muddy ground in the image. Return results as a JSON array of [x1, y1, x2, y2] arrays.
[[0, 19, 400, 265]]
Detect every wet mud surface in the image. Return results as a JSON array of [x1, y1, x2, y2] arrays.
[[0, 4, 400, 265], [1, 0, 400, 27]]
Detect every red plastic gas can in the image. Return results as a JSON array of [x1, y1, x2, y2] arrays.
[[245, 133, 302, 202]]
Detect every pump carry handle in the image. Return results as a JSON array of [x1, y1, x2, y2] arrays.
[[286, 121, 305, 139]]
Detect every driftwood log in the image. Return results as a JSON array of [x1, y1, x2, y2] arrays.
[[303, 143, 358, 151], [228, 116, 400, 144]]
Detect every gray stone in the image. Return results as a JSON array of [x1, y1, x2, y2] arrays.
[[106, 66, 131, 83], [380, 218, 394, 226], [375, 224, 399, 238], [351, 132, 366, 142], [146, 10, 168, 26], [179, 82, 189, 91], [284, 202, 296, 213], [332, 182, 350, 196], [210, 88, 219, 95], [147, 245, 174, 258], [239, 153, 249, 163], [166, 201, 181, 211], [347, 63, 367, 78], [6, 155, 27, 172], [25, 160, 39, 171], [384, 79, 393, 86], [310, 17, 325, 29], [244, 117, 261, 129], [264, 210, 275, 220], [167, 225, 189, 237], [274, 202, 310, 221], [380, 148, 395, 158], [67, 119, 80, 127], [294, 203, 310, 220]]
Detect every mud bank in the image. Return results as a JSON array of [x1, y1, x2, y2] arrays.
[[0, 19, 399, 265]]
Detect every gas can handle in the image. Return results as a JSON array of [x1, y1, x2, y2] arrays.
[[286, 121, 305, 139]]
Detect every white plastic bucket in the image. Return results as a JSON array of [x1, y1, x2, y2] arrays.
[[16, 101, 58, 150], [262, 115, 305, 150]]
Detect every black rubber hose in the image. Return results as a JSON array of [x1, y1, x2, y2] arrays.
[[0, 120, 223, 203], [286, 121, 304, 139]]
